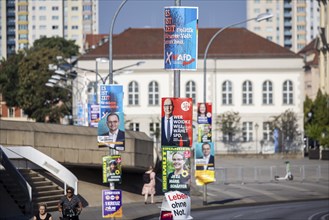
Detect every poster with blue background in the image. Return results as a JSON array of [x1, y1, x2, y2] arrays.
[[164, 6, 198, 70], [102, 190, 122, 218]]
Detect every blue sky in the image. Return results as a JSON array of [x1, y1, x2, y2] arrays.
[[99, 0, 246, 34]]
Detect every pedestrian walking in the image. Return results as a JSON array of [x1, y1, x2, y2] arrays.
[[142, 166, 156, 204]]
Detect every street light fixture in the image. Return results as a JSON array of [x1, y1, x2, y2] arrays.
[[255, 123, 259, 154], [203, 12, 273, 102]]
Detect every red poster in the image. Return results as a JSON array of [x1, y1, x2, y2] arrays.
[[161, 98, 193, 147]]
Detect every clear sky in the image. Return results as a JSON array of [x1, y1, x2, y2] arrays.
[[99, 0, 246, 34]]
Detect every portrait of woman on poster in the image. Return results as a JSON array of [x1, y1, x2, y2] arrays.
[[167, 152, 191, 191], [197, 103, 211, 124]]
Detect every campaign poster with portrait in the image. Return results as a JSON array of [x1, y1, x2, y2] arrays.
[[161, 98, 193, 147], [162, 147, 191, 192], [197, 102, 212, 124], [197, 124, 212, 143], [194, 142, 215, 185], [164, 7, 198, 70], [97, 112, 125, 151], [102, 189, 122, 218], [102, 155, 122, 183]]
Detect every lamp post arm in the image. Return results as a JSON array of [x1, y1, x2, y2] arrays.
[[103, 61, 144, 83], [203, 17, 255, 102], [109, 0, 128, 85]]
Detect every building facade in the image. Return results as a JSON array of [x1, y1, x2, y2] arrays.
[[0, 0, 99, 59], [247, 0, 320, 53], [70, 28, 304, 154]]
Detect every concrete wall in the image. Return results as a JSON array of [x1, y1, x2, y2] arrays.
[[0, 120, 154, 170]]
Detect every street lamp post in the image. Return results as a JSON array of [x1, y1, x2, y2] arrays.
[[201, 12, 273, 206], [203, 12, 273, 102], [255, 123, 259, 154], [108, 0, 127, 85]]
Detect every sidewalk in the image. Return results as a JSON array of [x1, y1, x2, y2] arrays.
[[49, 158, 329, 219]]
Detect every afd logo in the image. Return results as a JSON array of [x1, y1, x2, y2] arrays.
[[166, 51, 195, 66]]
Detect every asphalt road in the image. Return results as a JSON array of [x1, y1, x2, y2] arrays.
[[147, 200, 329, 220]]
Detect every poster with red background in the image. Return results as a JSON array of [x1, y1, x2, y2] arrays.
[[161, 98, 193, 147]]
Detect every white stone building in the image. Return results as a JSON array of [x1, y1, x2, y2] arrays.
[[72, 28, 304, 154]]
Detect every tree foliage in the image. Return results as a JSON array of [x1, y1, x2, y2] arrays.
[[0, 37, 79, 122], [0, 52, 24, 107], [217, 111, 241, 143], [304, 90, 329, 148], [270, 109, 300, 143]]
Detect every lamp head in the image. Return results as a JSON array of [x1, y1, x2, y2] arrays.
[[55, 69, 66, 75], [45, 82, 55, 87], [255, 12, 273, 22]]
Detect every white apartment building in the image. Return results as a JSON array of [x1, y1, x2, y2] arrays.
[[69, 28, 304, 155], [247, 0, 320, 53], [0, 0, 99, 59]]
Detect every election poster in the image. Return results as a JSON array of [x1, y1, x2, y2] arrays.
[[194, 142, 215, 185], [162, 147, 191, 192], [197, 124, 212, 143], [102, 190, 122, 218], [102, 155, 122, 183], [88, 104, 100, 127], [160, 191, 192, 220], [197, 102, 212, 124], [97, 84, 125, 151], [161, 98, 193, 147], [164, 7, 198, 70]]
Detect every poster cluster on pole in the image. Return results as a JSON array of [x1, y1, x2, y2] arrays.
[[195, 103, 215, 185]]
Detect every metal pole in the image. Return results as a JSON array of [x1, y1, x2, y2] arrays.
[[174, 0, 181, 98], [96, 60, 98, 104], [109, 0, 128, 84]]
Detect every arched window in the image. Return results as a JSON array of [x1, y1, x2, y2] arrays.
[[148, 81, 159, 105], [283, 80, 293, 104], [262, 80, 273, 104], [222, 80, 232, 105], [128, 81, 139, 105], [242, 80, 253, 105], [185, 80, 196, 104]]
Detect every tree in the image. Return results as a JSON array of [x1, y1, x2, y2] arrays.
[[304, 90, 329, 148], [0, 52, 24, 107], [217, 111, 241, 152], [0, 37, 79, 122], [270, 109, 300, 151]]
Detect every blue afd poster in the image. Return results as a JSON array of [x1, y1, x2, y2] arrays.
[[164, 7, 198, 70]]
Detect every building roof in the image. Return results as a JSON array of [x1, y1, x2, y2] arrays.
[[84, 34, 109, 50], [298, 38, 319, 66], [79, 28, 301, 60]]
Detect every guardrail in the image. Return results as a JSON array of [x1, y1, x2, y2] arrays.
[[0, 147, 33, 215], [1, 146, 78, 195], [213, 165, 328, 184]]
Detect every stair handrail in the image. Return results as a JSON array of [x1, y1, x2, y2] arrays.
[[1, 146, 78, 195], [0, 146, 33, 214]]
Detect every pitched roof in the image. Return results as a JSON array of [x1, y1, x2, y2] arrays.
[[84, 34, 109, 50], [79, 28, 300, 60], [298, 38, 319, 66]]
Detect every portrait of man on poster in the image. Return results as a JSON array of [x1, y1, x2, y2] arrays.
[[161, 98, 191, 147], [196, 143, 215, 170]]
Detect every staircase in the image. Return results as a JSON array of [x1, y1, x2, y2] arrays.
[[20, 169, 64, 213], [0, 170, 31, 215]]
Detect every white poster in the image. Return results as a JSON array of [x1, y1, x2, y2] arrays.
[[160, 191, 192, 220]]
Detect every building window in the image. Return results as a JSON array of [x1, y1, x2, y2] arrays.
[[128, 81, 139, 105], [39, 25, 46, 30], [149, 122, 160, 139], [262, 80, 273, 104], [283, 80, 293, 104], [39, 16, 46, 20], [263, 122, 272, 141], [72, 25, 79, 30], [39, 6, 46, 10], [8, 107, 14, 118], [223, 122, 234, 143], [148, 81, 159, 105], [72, 6, 78, 11], [52, 25, 59, 30], [52, 16, 59, 20], [242, 122, 253, 142], [222, 80, 232, 105], [242, 80, 253, 105], [185, 80, 196, 104], [52, 6, 59, 11], [129, 123, 139, 131]]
